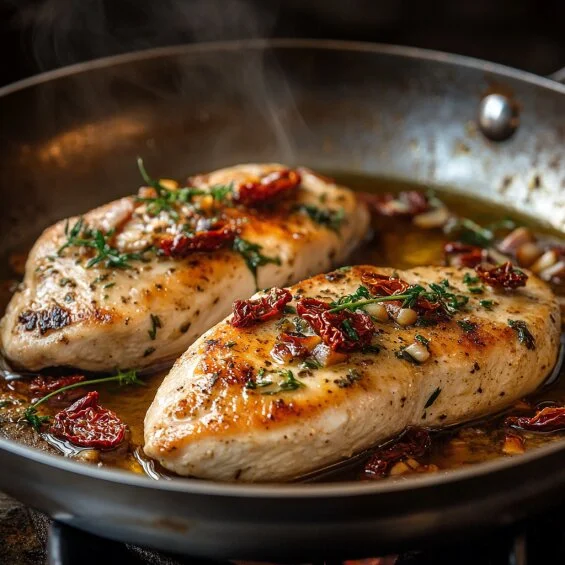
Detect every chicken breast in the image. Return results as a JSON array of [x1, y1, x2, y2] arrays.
[[0, 164, 369, 372], [144, 264, 560, 481]]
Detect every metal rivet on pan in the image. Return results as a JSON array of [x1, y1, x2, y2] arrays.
[[478, 93, 519, 141]]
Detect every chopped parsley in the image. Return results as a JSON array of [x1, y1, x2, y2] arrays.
[[415, 334, 430, 348], [463, 273, 479, 285], [424, 387, 442, 408], [335, 369, 362, 388], [508, 319, 536, 350], [300, 358, 322, 370], [232, 237, 281, 289], [247, 369, 305, 394], [362, 344, 381, 354], [468, 286, 484, 294], [479, 299, 495, 310], [143, 347, 156, 357], [148, 314, 162, 340], [283, 305, 297, 314], [341, 319, 360, 341], [294, 204, 345, 232], [457, 319, 478, 333], [225, 341, 236, 348]]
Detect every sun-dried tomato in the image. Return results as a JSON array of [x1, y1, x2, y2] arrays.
[[296, 298, 374, 352], [271, 333, 322, 363], [28, 375, 85, 405], [444, 242, 485, 268], [361, 191, 429, 217], [159, 222, 236, 258], [235, 169, 301, 206], [363, 427, 431, 479], [361, 272, 409, 296], [49, 391, 127, 449], [505, 406, 565, 432], [476, 261, 528, 289], [231, 288, 292, 328]]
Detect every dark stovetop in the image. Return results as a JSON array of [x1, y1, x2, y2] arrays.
[[3, 491, 565, 565]]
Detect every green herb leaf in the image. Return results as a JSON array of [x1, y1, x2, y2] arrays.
[[508, 319, 536, 350], [424, 387, 442, 408], [341, 319, 360, 341], [415, 334, 430, 348], [335, 368, 362, 388], [444, 217, 493, 248], [59, 217, 149, 270], [300, 358, 322, 370], [233, 237, 281, 289], [479, 299, 495, 310], [23, 406, 51, 432], [295, 204, 345, 232], [457, 319, 478, 333], [463, 273, 479, 285], [331, 285, 371, 308], [148, 314, 162, 340]]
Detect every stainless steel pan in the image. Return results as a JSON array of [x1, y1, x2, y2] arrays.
[[1, 39, 565, 562]]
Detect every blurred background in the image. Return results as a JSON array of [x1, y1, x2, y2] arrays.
[[1, 0, 565, 87]]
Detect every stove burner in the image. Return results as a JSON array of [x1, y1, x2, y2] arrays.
[[45, 504, 565, 565]]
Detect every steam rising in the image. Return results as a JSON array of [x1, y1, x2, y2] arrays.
[[14, 0, 302, 165], [18, 0, 279, 70]]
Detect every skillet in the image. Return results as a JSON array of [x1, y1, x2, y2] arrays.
[[1, 39, 565, 561]]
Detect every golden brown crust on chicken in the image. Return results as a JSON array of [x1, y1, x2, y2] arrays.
[[144, 265, 560, 481], [0, 164, 369, 372]]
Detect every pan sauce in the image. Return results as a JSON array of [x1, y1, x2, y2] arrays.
[[1, 174, 565, 482]]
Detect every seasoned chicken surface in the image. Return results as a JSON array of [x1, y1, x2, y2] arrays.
[[1, 164, 369, 372], [144, 265, 560, 481]]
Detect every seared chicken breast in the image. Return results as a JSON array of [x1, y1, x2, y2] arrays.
[[144, 264, 560, 481], [1, 164, 369, 372]]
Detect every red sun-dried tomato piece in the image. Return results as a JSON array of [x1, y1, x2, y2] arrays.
[[159, 222, 236, 258], [505, 406, 565, 432], [361, 272, 409, 296], [28, 375, 86, 405], [296, 298, 374, 353], [271, 333, 322, 363], [475, 261, 528, 289], [235, 169, 301, 206], [231, 287, 292, 328], [444, 242, 485, 268], [364, 427, 431, 479], [49, 391, 127, 449], [360, 191, 430, 217]]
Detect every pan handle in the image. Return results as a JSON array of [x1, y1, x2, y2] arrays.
[[548, 66, 565, 83]]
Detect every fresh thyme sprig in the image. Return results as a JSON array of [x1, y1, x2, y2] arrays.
[[328, 282, 468, 314], [58, 218, 148, 269], [23, 369, 143, 431], [136, 158, 233, 218]]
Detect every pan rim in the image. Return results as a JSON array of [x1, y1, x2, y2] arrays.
[[2, 432, 565, 498], [2, 37, 565, 499], [1, 38, 565, 98]]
